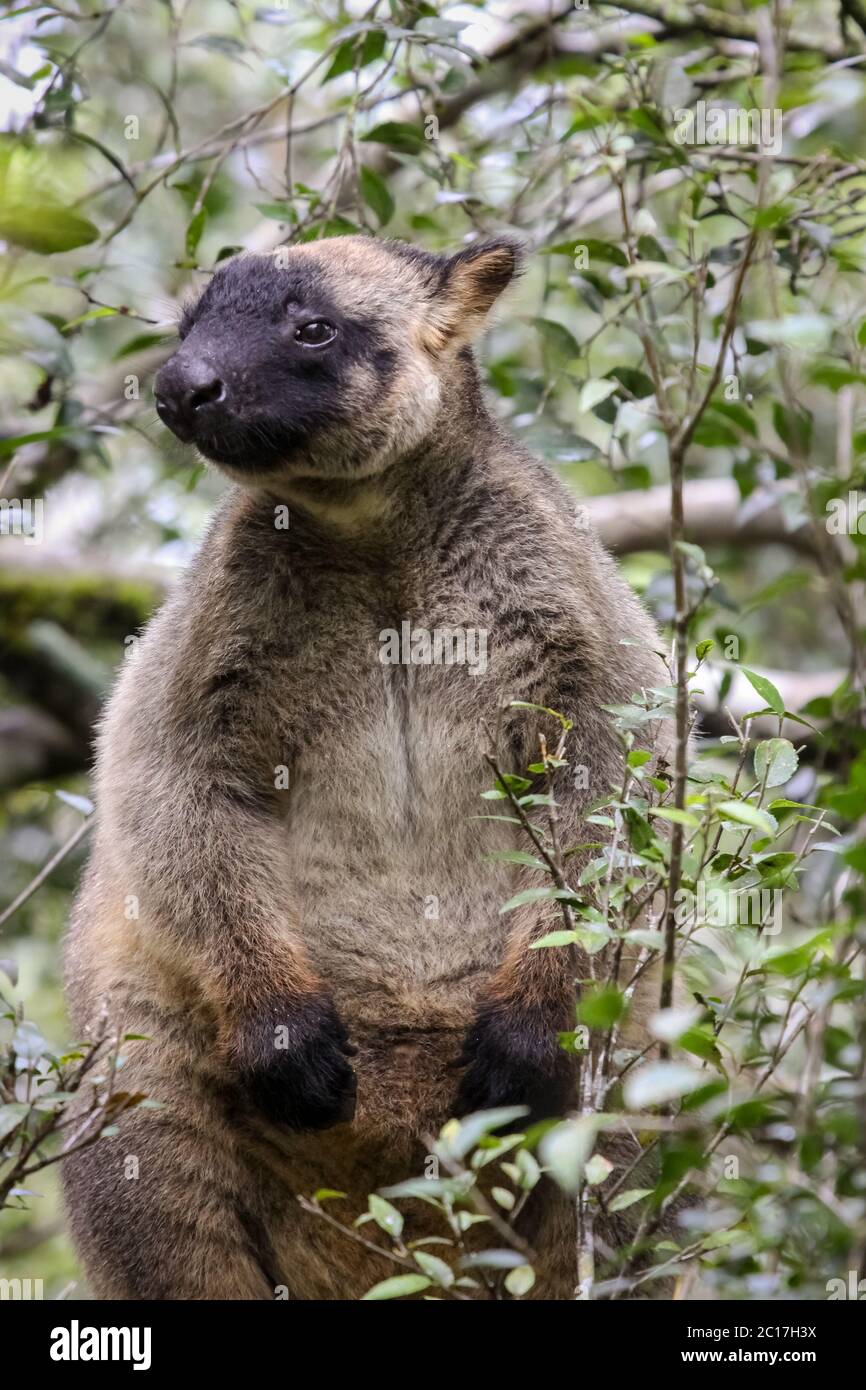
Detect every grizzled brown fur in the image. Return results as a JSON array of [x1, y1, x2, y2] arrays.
[[63, 236, 668, 1299]]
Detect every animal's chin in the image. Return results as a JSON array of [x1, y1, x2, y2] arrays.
[[185, 422, 301, 474], [169, 418, 388, 482], [195, 439, 279, 473]]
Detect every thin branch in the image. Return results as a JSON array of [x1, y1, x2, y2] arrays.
[[0, 817, 93, 934]]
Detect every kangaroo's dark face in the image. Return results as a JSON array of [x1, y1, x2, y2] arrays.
[[154, 236, 520, 485], [155, 248, 396, 476]]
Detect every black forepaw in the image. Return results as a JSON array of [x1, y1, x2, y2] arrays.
[[234, 994, 357, 1131], [452, 1005, 574, 1126]]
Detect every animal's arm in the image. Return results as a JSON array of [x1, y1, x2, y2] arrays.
[[454, 604, 652, 1124], [96, 640, 355, 1131], [453, 755, 591, 1124]]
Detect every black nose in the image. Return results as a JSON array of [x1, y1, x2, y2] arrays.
[[154, 355, 227, 438]]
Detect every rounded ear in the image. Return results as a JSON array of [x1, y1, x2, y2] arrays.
[[427, 237, 525, 350]]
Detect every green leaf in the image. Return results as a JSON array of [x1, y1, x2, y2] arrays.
[[253, 201, 296, 223], [12, 1019, 47, 1064], [708, 400, 757, 438], [185, 208, 206, 259], [623, 929, 664, 950], [716, 800, 777, 838], [624, 1061, 704, 1109], [513, 1149, 541, 1191], [62, 306, 118, 332], [578, 377, 618, 413], [740, 571, 809, 616], [322, 38, 359, 83], [740, 668, 785, 716], [0, 1102, 29, 1141], [808, 361, 866, 391], [754, 738, 798, 788], [608, 365, 655, 399], [679, 1027, 724, 1069], [749, 316, 829, 353], [609, 1187, 652, 1212], [585, 1153, 613, 1185], [544, 237, 628, 267], [460, 1249, 527, 1270], [692, 417, 739, 448], [623, 260, 686, 282], [486, 849, 548, 870], [112, 331, 173, 360], [772, 400, 813, 453], [629, 105, 668, 142], [187, 34, 247, 56], [359, 166, 394, 226], [649, 807, 700, 828], [534, 317, 581, 361], [562, 105, 606, 138], [752, 201, 794, 230], [361, 1274, 432, 1300], [362, 121, 425, 154], [499, 886, 578, 914], [497, 773, 532, 793], [763, 931, 832, 977], [530, 930, 580, 950], [438, 1108, 528, 1160], [412, 1251, 454, 1287], [504, 1264, 536, 1296], [577, 985, 625, 1029], [0, 206, 99, 254], [676, 540, 710, 572], [539, 1115, 603, 1193], [380, 1174, 472, 1202], [367, 1194, 403, 1239], [359, 29, 387, 66], [299, 215, 362, 242], [843, 842, 866, 873]]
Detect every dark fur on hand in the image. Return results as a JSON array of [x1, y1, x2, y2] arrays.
[[232, 994, 357, 1131], [452, 1004, 576, 1126]]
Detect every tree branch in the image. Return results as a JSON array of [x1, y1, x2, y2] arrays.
[[607, 0, 854, 57]]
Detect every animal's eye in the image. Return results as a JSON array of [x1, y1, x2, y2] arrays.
[[294, 319, 337, 347]]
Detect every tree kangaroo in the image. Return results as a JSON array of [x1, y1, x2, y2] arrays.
[[63, 236, 668, 1299]]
